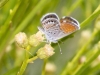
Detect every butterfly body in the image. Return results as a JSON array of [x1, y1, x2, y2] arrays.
[[38, 13, 80, 43]]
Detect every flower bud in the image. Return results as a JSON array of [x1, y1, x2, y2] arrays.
[[6, 45, 12, 52], [36, 44, 55, 59], [45, 62, 56, 75], [29, 31, 45, 47], [15, 32, 28, 48], [93, 41, 100, 50], [91, 54, 100, 67], [98, 41, 100, 49], [97, 54, 100, 61], [95, 16, 100, 31], [79, 56, 86, 64], [79, 30, 91, 45], [10, 9, 13, 14], [81, 30, 91, 40]]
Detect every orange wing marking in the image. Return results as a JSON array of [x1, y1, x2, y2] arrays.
[[60, 23, 77, 33]]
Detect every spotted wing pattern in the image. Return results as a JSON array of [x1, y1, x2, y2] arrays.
[[39, 13, 61, 43]]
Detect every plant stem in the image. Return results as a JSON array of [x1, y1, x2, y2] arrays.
[[73, 49, 100, 75], [4, 67, 19, 75], [66, 0, 82, 15], [87, 63, 100, 74], [0, 0, 47, 61], [60, 5, 100, 75], [42, 59, 47, 75], [0, 0, 21, 40], [17, 44, 39, 75], [0, 0, 21, 53], [0, 0, 9, 8], [11, 0, 47, 39], [81, 5, 100, 28], [61, 26, 98, 75], [27, 56, 38, 63], [17, 50, 29, 75]]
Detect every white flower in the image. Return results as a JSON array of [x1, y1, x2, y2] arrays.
[[15, 32, 28, 48], [37, 44, 55, 59], [29, 31, 45, 47]]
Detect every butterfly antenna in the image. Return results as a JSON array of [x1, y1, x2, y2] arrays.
[[26, 50, 33, 57], [57, 42, 62, 54], [59, 40, 64, 44]]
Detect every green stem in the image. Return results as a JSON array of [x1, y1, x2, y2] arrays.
[[42, 59, 47, 75], [16, 45, 38, 75], [0, 0, 21, 40], [4, 67, 19, 75], [0, 0, 47, 60], [17, 50, 29, 75], [85, 0, 92, 17], [81, 5, 100, 28], [61, 28, 98, 75], [0, 0, 21, 53], [27, 56, 38, 63], [60, 5, 100, 75], [0, 0, 9, 8], [11, 0, 47, 39], [87, 63, 100, 74], [66, 0, 82, 15], [73, 49, 100, 75]]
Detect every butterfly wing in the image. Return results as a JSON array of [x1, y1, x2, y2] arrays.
[[38, 13, 59, 36], [41, 13, 60, 29], [39, 13, 61, 43], [56, 16, 80, 40], [39, 13, 80, 43], [41, 13, 59, 22]]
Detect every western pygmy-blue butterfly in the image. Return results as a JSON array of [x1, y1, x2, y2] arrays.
[[38, 13, 80, 54], [38, 13, 80, 44]]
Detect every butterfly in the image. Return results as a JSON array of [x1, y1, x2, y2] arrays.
[[38, 13, 80, 43]]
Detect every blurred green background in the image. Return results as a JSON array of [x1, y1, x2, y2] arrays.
[[0, 0, 100, 75]]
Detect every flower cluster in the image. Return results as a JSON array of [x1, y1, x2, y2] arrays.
[[15, 31, 55, 59]]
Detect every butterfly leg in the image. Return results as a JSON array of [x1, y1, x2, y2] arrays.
[[38, 26, 51, 43], [38, 26, 45, 33]]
